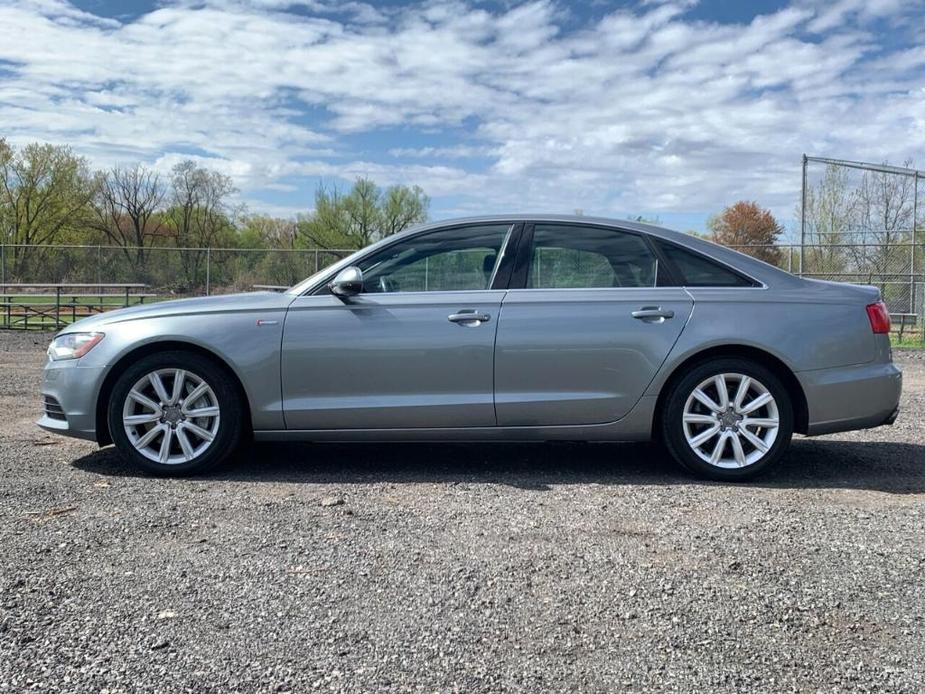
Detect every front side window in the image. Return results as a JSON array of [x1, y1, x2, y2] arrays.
[[354, 224, 511, 293], [527, 224, 657, 289]]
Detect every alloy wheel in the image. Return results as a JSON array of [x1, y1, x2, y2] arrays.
[[122, 368, 221, 465], [682, 372, 780, 469]]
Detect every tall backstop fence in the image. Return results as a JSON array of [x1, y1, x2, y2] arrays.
[[797, 155, 922, 336]]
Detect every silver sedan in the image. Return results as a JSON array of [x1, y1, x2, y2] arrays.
[[38, 215, 902, 480]]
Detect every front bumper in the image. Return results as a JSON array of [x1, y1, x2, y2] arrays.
[[798, 361, 902, 436], [36, 359, 107, 442]]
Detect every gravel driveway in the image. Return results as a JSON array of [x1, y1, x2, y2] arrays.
[[2, 330, 924, 692]]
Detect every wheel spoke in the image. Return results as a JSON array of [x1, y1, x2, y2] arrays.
[[181, 421, 215, 442], [124, 412, 161, 426], [149, 372, 171, 404], [170, 369, 186, 405], [683, 413, 716, 424], [129, 389, 160, 412], [739, 427, 770, 453], [158, 427, 174, 462], [733, 376, 752, 411], [185, 406, 219, 418], [133, 423, 165, 450], [742, 417, 778, 429], [740, 392, 773, 414], [730, 432, 747, 466], [709, 432, 729, 464], [692, 388, 722, 413], [181, 383, 209, 413], [714, 375, 729, 409], [176, 426, 195, 460], [688, 424, 721, 448]]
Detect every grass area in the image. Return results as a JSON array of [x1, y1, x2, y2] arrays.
[[891, 333, 925, 349]]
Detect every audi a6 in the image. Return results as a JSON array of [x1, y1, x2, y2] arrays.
[[38, 216, 902, 480]]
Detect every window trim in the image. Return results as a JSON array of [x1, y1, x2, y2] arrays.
[[509, 221, 676, 290], [304, 221, 523, 296]]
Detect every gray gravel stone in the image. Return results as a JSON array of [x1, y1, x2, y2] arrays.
[[1, 331, 924, 691]]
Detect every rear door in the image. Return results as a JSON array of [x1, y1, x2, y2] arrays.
[[494, 222, 693, 426]]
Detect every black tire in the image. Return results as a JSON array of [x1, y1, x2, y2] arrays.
[[660, 357, 793, 481], [107, 351, 245, 476]]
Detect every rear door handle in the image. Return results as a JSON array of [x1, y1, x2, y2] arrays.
[[448, 310, 491, 326], [632, 306, 674, 321]]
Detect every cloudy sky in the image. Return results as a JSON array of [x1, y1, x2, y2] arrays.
[[1, 0, 923, 234]]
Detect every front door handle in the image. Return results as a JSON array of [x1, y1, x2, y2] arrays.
[[448, 310, 491, 326], [632, 306, 675, 321]]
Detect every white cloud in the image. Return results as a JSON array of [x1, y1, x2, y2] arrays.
[[0, 0, 923, 223]]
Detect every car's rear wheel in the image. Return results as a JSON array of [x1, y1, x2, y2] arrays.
[[108, 351, 244, 475], [661, 358, 793, 481]]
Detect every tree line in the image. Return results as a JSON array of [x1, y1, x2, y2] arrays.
[[0, 139, 430, 281], [3, 138, 916, 290]]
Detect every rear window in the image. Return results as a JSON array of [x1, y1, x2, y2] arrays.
[[655, 240, 755, 287]]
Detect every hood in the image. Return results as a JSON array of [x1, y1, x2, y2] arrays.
[[59, 291, 293, 333]]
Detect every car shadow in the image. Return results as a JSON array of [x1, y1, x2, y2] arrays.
[[70, 437, 925, 494]]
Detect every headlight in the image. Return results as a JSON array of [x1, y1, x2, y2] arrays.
[[47, 332, 105, 361]]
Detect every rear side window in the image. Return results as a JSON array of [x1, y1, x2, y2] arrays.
[[654, 240, 754, 287], [527, 224, 657, 289]]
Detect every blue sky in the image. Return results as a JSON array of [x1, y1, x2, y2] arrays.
[[1, 0, 924, 236]]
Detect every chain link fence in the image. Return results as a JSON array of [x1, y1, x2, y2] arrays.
[[0, 244, 353, 296]]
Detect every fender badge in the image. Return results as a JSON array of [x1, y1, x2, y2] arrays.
[[256, 319, 279, 326]]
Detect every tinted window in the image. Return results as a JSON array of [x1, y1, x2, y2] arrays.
[[655, 240, 753, 287], [356, 224, 511, 293], [527, 225, 657, 289]]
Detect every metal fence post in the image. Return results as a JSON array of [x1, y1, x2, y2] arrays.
[[206, 247, 211, 296], [1, 243, 4, 287], [800, 153, 807, 277], [913, 171, 919, 338]]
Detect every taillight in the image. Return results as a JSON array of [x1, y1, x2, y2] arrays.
[[866, 301, 891, 334]]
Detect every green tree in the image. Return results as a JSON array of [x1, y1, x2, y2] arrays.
[[0, 139, 98, 277], [297, 177, 429, 250]]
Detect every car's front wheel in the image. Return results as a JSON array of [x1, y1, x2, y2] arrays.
[[108, 351, 244, 475], [661, 358, 794, 481]]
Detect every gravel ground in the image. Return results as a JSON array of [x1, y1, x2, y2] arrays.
[[1, 330, 924, 692]]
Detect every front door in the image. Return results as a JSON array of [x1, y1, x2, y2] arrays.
[[281, 223, 516, 430], [494, 223, 693, 426]]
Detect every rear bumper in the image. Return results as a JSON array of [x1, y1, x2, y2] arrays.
[[798, 361, 902, 436]]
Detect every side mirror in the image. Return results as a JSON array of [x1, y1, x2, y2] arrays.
[[329, 266, 364, 298]]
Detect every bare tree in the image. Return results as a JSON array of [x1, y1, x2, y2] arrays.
[[849, 161, 915, 281], [88, 164, 166, 273], [800, 164, 854, 275], [165, 160, 238, 288]]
